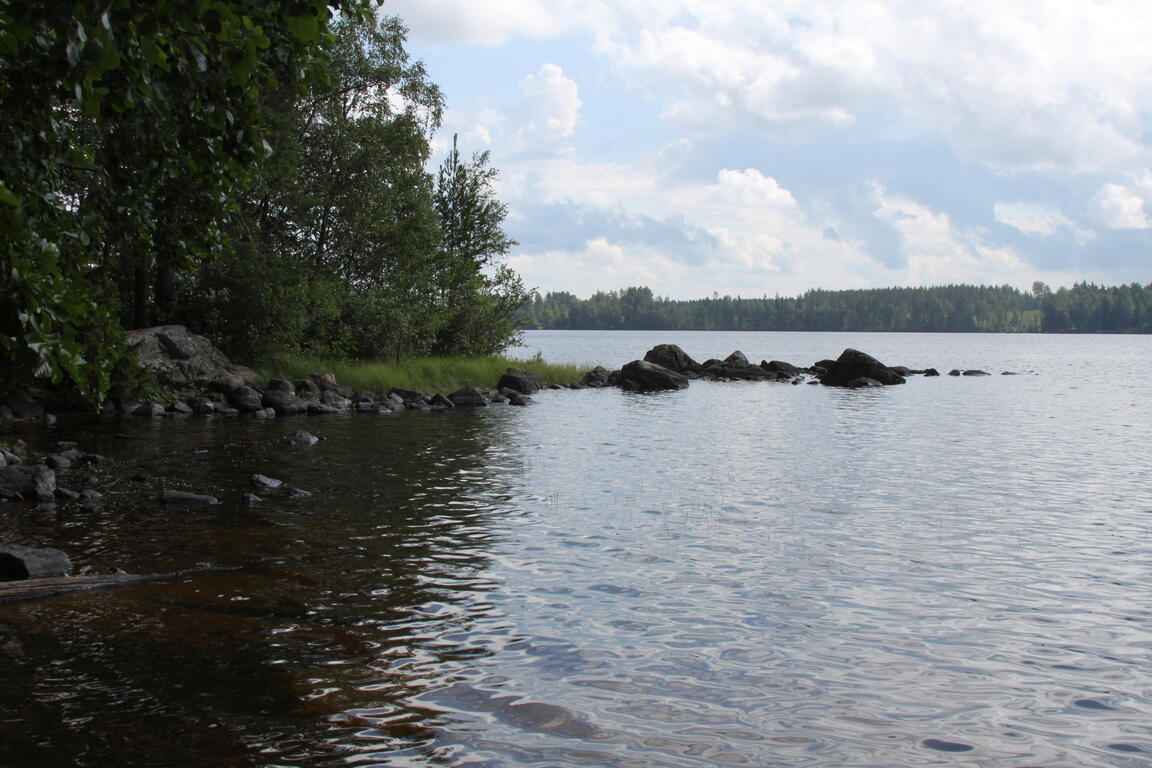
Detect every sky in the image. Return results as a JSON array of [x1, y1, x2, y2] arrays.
[[384, 0, 1152, 300]]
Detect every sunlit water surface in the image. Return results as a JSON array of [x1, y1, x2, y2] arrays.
[[1, 331, 1150, 767]]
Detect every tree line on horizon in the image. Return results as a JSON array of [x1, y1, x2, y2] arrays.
[[1, 2, 527, 403], [522, 282, 1152, 333]]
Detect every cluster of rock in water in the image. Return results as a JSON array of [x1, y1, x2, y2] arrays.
[[2, 328, 1015, 581]]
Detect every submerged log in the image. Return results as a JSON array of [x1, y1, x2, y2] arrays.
[[0, 566, 233, 605]]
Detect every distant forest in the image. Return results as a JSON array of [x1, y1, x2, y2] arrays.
[[522, 282, 1152, 333]]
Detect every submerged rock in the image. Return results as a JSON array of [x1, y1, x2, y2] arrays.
[[285, 430, 319, 447], [157, 490, 220, 505]]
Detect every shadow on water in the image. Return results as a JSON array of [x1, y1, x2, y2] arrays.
[[0, 409, 523, 766]]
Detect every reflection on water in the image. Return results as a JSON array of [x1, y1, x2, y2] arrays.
[[2, 332, 1152, 766]]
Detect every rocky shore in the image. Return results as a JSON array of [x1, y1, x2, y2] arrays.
[[1, 327, 1019, 592]]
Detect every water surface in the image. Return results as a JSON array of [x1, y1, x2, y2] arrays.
[[1, 331, 1150, 766]]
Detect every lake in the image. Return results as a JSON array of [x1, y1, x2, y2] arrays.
[[2, 330, 1150, 767]]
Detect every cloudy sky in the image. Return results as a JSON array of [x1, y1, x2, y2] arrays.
[[385, 0, 1152, 299]]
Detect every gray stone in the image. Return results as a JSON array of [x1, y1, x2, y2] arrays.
[[0, 466, 56, 502], [306, 402, 340, 415], [80, 489, 103, 500], [429, 393, 455, 409], [619, 360, 690, 392], [1, 395, 44, 421], [507, 392, 532, 406], [643, 344, 701, 374], [213, 406, 241, 416], [227, 386, 264, 413], [240, 493, 262, 505], [157, 489, 220, 505], [127, 325, 257, 389], [845, 377, 885, 388], [0, 543, 72, 580], [582, 366, 612, 387], [211, 374, 245, 394], [962, 369, 991, 376], [131, 402, 166, 418], [250, 407, 276, 419], [188, 396, 216, 415], [55, 487, 81, 501], [263, 389, 308, 415], [285, 430, 319, 447], [266, 378, 294, 393], [724, 350, 750, 367], [762, 360, 802, 378], [167, 400, 194, 415], [250, 474, 283, 492], [286, 487, 312, 499], [923, 368, 941, 377], [320, 391, 351, 410], [448, 386, 489, 407], [497, 370, 542, 395]]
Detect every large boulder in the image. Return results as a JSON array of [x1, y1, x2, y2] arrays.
[[619, 360, 689, 392], [0, 543, 72, 580], [0, 465, 56, 502], [724, 350, 750, 367], [643, 344, 701, 374], [821, 349, 906, 387], [127, 325, 257, 389]]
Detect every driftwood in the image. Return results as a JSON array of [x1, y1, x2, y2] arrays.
[[0, 566, 233, 605]]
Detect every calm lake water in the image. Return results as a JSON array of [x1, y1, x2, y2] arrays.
[[2, 331, 1151, 767]]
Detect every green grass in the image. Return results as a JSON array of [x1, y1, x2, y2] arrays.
[[259, 355, 590, 395]]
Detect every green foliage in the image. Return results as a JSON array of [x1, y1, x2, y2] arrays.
[[261, 355, 588, 394], [524, 282, 1152, 334], [0, 0, 373, 402]]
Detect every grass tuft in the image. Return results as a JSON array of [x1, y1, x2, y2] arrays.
[[258, 355, 590, 394]]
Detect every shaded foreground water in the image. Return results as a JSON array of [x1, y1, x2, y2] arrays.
[[2, 332, 1151, 766]]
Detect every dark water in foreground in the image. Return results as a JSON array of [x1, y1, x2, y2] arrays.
[[2, 331, 1151, 767]]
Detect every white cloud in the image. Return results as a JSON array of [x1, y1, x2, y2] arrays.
[[993, 201, 1095, 244], [1093, 182, 1151, 229], [516, 64, 582, 142]]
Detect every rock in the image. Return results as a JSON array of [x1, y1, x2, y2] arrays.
[[762, 360, 802, 378], [0, 466, 57, 502], [250, 474, 283, 492], [80, 489, 103, 501], [127, 325, 257, 389], [507, 392, 533, 406], [643, 344, 701, 374], [239, 493, 262, 505], [266, 378, 294, 393], [963, 369, 990, 376], [0, 449, 21, 466], [388, 388, 427, 403], [211, 374, 245, 394], [448, 386, 489, 407], [922, 368, 940, 377], [54, 487, 81, 501], [157, 490, 220, 505], [320, 391, 351, 410], [1001, 371, 1020, 375], [295, 379, 321, 400], [263, 389, 308, 415], [619, 360, 690, 392], [45, 451, 77, 470], [286, 487, 312, 499], [429, 393, 455, 409], [43, 413, 57, 426], [0, 543, 72, 580], [227, 386, 264, 413], [214, 406, 241, 417], [131, 402, 166, 418], [948, 369, 962, 376], [306, 402, 340, 415], [285, 430, 319, 447], [167, 401, 193, 415], [356, 402, 385, 413], [250, 407, 276, 419], [888, 366, 914, 376], [497, 370, 541, 395], [490, 393, 509, 404], [724, 350, 750, 367], [188, 396, 215, 414], [582, 366, 612, 387], [0, 395, 44, 421], [845, 377, 885, 388], [821, 349, 906, 387], [813, 359, 838, 373], [312, 372, 340, 391]]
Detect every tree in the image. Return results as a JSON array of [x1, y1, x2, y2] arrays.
[[0, 0, 372, 402], [432, 134, 527, 355]]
